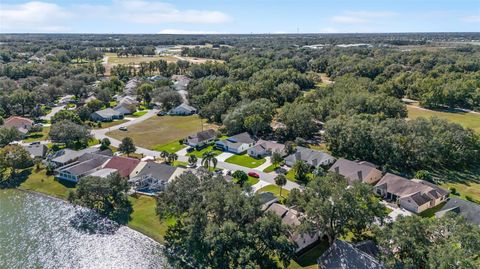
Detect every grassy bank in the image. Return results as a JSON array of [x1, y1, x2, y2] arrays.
[[407, 105, 480, 133]]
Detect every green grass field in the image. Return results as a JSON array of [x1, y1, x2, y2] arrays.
[[23, 127, 50, 142], [105, 52, 178, 65], [92, 119, 129, 129], [225, 154, 266, 168], [131, 110, 148, 117], [18, 168, 75, 200], [256, 184, 290, 199], [441, 181, 480, 203], [407, 105, 480, 133], [152, 140, 186, 154], [107, 115, 216, 149], [263, 163, 280, 173], [187, 145, 222, 158]]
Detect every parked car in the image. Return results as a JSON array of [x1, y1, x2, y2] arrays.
[[214, 168, 224, 175], [186, 147, 195, 153], [30, 141, 41, 145], [119, 126, 128, 131], [248, 171, 260, 178], [157, 111, 166, 116]]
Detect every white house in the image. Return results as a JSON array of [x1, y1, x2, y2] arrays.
[[247, 140, 286, 158], [215, 132, 255, 154], [169, 103, 197, 115]]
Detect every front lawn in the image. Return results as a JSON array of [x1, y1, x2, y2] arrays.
[[286, 169, 313, 184], [257, 184, 290, 199], [152, 140, 186, 153], [128, 194, 175, 243], [263, 163, 280, 173], [131, 110, 148, 117], [187, 145, 222, 158], [225, 154, 266, 168]]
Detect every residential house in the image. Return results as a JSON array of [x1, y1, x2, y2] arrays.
[[114, 104, 134, 115], [169, 103, 197, 115], [2, 116, 34, 135], [186, 129, 217, 148], [23, 143, 48, 159], [116, 95, 139, 111], [266, 203, 319, 253], [124, 78, 140, 95], [90, 108, 124, 122], [318, 240, 385, 269], [48, 147, 105, 167], [435, 197, 480, 226], [247, 140, 286, 158], [103, 156, 141, 178], [215, 132, 255, 154], [56, 153, 111, 182], [258, 192, 279, 210], [328, 158, 383, 185], [88, 168, 118, 178], [129, 162, 186, 193], [374, 173, 449, 213], [172, 75, 192, 91], [284, 146, 335, 168]]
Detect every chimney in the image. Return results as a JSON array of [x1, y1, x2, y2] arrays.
[[334, 166, 339, 173], [357, 170, 363, 181]]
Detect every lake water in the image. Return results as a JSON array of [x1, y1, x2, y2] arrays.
[[0, 189, 169, 269]]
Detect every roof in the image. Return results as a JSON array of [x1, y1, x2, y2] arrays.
[[329, 158, 381, 184], [89, 168, 118, 178], [187, 129, 216, 144], [59, 154, 110, 176], [104, 156, 141, 178], [3, 116, 34, 134], [435, 198, 480, 225], [375, 173, 448, 200], [259, 192, 278, 205], [134, 162, 178, 181], [172, 103, 196, 112], [93, 108, 122, 118], [252, 140, 285, 154], [266, 203, 289, 218], [51, 147, 99, 164], [285, 146, 335, 166], [24, 144, 48, 158], [318, 240, 385, 269], [216, 132, 255, 150]]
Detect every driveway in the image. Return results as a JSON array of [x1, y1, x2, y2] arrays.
[[40, 105, 65, 121], [382, 201, 412, 222], [251, 181, 271, 192], [255, 157, 272, 172], [216, 152, 234, 162]]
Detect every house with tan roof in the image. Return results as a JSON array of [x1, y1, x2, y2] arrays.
[[2, 116, 34, 135], [329, 158, 382, 185], [374, 173, 449, 213], [247, 140, 286, 158], [285, 146, 335, 168], [186, 129, 217, 148]]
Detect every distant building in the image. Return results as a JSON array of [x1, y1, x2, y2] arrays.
[[90, 108, 124, 122], [435, 197, 480, 226], [215, 132, 255, 154], [2, 116, 34, 135], [284, 146, 335, 168], [247, 140, 286, 158], [186, 129, 217, 148], [329, 158, 382, 185], [318, 240, 384, 269], [124, 78, 140, 95], [169, 103, 197, 115], [171, 75, 191, 91], [374, 173, 449, 213]]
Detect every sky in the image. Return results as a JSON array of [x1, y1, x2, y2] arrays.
[[0, 0, 479, 34]]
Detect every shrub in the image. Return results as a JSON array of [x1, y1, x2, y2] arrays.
[[449, 187, 457, 195]]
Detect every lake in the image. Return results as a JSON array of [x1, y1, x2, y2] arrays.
[[0, 189, 169, 269]]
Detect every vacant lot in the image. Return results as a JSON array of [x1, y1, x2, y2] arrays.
[[407, 105, 480, 133], [106, 115, 216, 149]]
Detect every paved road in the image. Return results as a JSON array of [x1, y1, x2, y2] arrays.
[[91, 109, 301, 191], [40, 105, 65, 121]]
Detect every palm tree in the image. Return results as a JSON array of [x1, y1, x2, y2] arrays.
[[167, 153, 178, 164], [188, 155, 198, 166], [160, 150, 169, 160], [201, 151, 218, 169], [274, 174, 287, 197]]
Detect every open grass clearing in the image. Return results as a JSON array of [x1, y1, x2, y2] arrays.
[[131, 110, 148, 117], [263, 163, 280, 173], [152, 140, 186, 154], [407, 105, 480, 133], [92, 119, 129, 129], [440, 181, 480, 204], [105, 52, 178, 65], [106, 115, 216, 149], [225, 154, 266, 168], [18, 168, 75, 200]]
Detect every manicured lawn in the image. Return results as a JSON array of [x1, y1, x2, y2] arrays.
[[418, 202, 447, 218], [263, 163, 280, 173], [257, 184, 290, 199], [440, 181, 480, 204], [18, 168, 76, 200], [172, 161, 188, 167], [247, 176, 260, 185], [285, 169, 314, 184], [128, 194, 175, 244], [288, 241, 330, 269], [107, 115, 217, 149], [23, 127, 50, 142], [225, 154, 266, 168], [92, 119, 129, 129], [131, 110, 148, 117], [308, 143, 331, 154], [152, 140, 186, 154], [407, 105, 480, 133], [187, 145, 222, 158]]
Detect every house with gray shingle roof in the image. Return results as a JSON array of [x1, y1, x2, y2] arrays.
[[169, 103, 197, 115], [318, 240, 384, 269], [215, 132, 255, 154], [435, 197, 480, 226], [329, 158, 382, 185], [186, 129, 217, 148], [129, 162, 185, 193], [90, 108, 124, 122], [56, 153, 111, 182], [23, 143, 48, 158], [285, 146, 335, 168]]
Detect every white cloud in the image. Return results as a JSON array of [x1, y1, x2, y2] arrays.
[[0, 0, 231, 33], [158, 29, 221, 34], [331, 10, 396, 24], [0, 1, 71, 32], [462, 15, 480, 22]]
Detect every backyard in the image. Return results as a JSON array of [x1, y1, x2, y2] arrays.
[[407, 105, 480, 133], [106, 115, 216, 149], [225, 154, 266, 168]]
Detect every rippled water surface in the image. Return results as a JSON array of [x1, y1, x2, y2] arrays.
[[0, 189, 168, 269]]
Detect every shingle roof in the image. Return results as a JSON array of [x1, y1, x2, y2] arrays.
[[60, 154, 110, 176], [266, 203, 289, 218], [24, 144, 48, 158], [318, 240, 385, 269], [285, 146, 335, 166], [252, 140, 285, 154], [3, 116, 34, 134], [88, 168, 118, 178], [93, 108, 122, 118], [51, 147, 99, 164], [134, 162, 178, 181], [173, 103, 196, 112], [104, 156, 141, 178], [187, 129, 216, 144], [435, 197, 480, 225], [329, 158, 381, 184]]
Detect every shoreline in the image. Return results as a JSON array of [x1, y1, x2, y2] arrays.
[[10, 187, 164, 246]]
